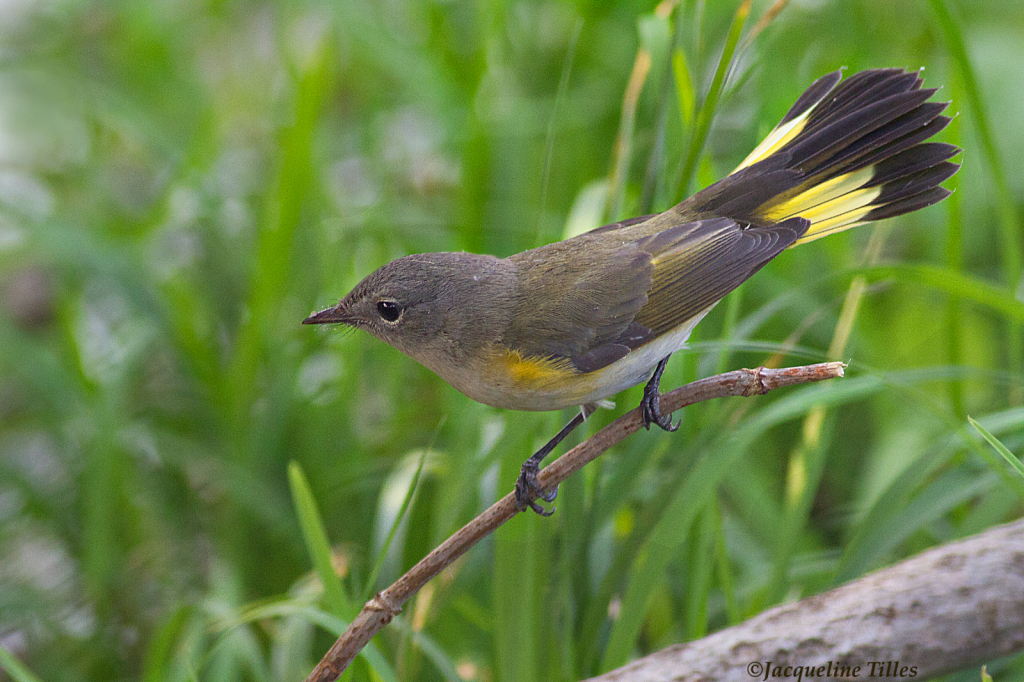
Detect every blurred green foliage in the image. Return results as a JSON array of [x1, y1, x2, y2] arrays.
[[1, 0, 1023, 680]]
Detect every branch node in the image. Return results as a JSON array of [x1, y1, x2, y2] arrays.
[[753, 365, 769, 394], [367, 591, 401, 621]]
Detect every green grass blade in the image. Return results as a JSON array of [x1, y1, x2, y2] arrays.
[[711, 498, 741, 625], [969, 416, 1024, 483], [492, 413, 551, 682], [0, 647, 45, 682], [388, 612, 464, 682], [287, 461, 351, 618], [82, 423, 127, 616], [606, 35, 651, 219], [142, 604, 196, 682], [641, 5, 688, 213], [577, 438, 674, 671], [536, 19, 583, 246], [765, 414, 835, 605], [673, 46, 695, 130], [883, 467, 996, 554], [683, 506, 717, 640], [714, 285, 744, 376], [674, 0, 750, 199], [227, 30, 334, 439], [767, 227, 882, 604], [835, 407, 1024, 583], [943, 70, 966, 419], [929, 0, 1024, 401], [362, 448, 429, 602], [929, 0, 1023, 296], [607, 10, 669, 219], [0, 315, 80, 418], [859, 264, 1024, 323]]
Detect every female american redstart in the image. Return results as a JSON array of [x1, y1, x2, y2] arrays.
[[305, 68, 959, 515]]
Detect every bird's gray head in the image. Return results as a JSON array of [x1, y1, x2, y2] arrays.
[[303, 252, 517, 368]]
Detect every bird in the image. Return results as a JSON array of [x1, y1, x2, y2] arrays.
[[304, 68, 960, 515]]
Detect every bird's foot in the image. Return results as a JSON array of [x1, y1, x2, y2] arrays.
[[514, 460, 558, 516]]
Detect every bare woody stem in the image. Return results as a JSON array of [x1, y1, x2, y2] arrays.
[[305, 362, 846, 682]]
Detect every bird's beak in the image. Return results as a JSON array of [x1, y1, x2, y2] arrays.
[[303, 303, 350, 325]]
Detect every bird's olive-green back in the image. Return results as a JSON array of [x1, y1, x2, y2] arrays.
[[503, 214, 808, 373]]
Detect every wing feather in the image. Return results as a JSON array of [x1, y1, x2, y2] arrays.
[[504, 238, 655, 364], [634, 217, 808, 337], [500, 216, 808, 374]]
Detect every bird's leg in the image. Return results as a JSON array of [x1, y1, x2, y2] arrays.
[[515, 404, 596, 516], [641, 355, 679, 432]]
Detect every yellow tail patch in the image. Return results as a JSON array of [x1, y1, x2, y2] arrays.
[[762, 167, 875, 220], [729, 98, 886, 245], [759, 166, 882, 245], [692, 69, 956, 250], [734, 107, 813, 173]]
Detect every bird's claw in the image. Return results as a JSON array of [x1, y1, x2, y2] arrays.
[[514, 461, 558, 516], [641, 386, 679, 432]]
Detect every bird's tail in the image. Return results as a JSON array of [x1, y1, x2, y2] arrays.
[[680, 68, 960, 244]]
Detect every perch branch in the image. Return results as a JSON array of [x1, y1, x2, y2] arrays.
[[584, 517, 1024, 681], [306, 362, 846, 682]]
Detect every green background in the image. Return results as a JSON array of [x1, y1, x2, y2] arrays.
[[1, 0, 1023, 680]]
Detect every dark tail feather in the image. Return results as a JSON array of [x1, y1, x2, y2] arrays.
[[679, 68, 960, 244]]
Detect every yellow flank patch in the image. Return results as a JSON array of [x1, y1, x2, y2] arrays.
[[763, 167, 876, 221], [499, 348, 577, 388], [734, 109, 811, 172]]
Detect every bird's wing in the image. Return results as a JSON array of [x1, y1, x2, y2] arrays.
[[504, 236, 655, 372], [632, 216, 808, 338], [503, 216, 808, 374]]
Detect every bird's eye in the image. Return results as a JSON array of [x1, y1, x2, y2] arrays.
[[376, 300, 402, 322]]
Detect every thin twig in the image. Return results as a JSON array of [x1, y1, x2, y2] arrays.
[[305, 362, 846, 682]]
